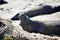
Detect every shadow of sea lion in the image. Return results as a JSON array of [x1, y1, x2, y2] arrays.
[[18, 13, 60, 35]]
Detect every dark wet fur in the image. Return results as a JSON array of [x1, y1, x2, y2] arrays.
[[11, 5, 60, 20]]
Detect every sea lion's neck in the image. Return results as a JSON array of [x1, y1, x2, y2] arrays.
[[20, 15, 32, 24]]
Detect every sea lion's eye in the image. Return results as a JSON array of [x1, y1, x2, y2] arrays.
[[0, 22, 5, 27]]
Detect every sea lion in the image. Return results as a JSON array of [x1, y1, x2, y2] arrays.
[[11, 5, 60, 20], [18, 12, 60, 35]]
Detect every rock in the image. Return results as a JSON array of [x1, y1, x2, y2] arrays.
[[0, 18, 14, 40]]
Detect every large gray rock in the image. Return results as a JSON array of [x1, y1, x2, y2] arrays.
[[0, 18, 14, 40]]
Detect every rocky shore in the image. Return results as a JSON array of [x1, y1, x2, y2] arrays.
[[0, 0, 60, 40]]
